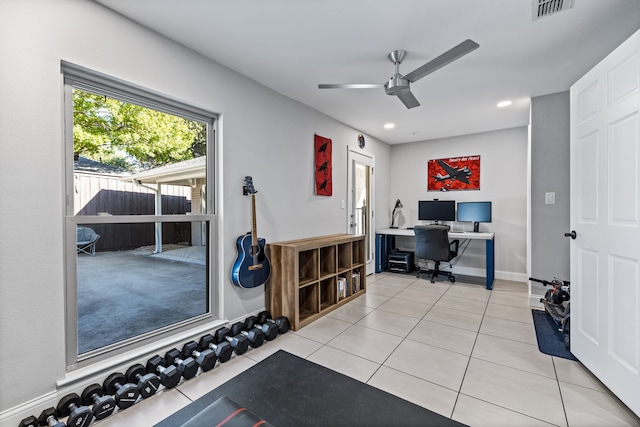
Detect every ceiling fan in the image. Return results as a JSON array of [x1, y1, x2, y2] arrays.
[[318, 39, 479, 109]]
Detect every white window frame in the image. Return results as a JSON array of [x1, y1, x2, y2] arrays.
[[62, 62, 219, 370]]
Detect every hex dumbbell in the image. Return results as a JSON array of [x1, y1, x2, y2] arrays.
[[230, 321, 265, 348], [256, 310, 290, 334], [245, 315, 278, 341], [80, 383, 116, 420], [56, 393, 93, 427], [214, 326, 249, 355], [18, 415, 38, 427], [181, 341, 218, 372], [37, 408, 64, 427], [103, 372, 140, 410], [146, 355, 181, 389], [125, 363, 160, 399], [165, 348, 199, 380], [199, 334, 233, 363]]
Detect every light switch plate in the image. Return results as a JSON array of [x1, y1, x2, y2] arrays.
[[545, 192, 556, 205]]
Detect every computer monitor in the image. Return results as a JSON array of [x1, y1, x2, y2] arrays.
[[457, 201, 492, 232], [418, 200, 456, 223]]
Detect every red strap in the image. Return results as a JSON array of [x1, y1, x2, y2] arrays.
[[253, 421, 268, 427], [215, 407, 247, 427]]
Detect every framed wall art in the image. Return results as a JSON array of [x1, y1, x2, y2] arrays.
[[427, 155, 480, 191]]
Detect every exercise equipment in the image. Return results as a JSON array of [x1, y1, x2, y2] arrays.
[[214, 326, 249, 355], [165, 348, 198, 380], [256, 310, 290, 334], [18, 415, 38, 427], [37, 408, 64, 427], [245, 315, 278, 341], [532, 276, 571, 349], [147, 356, 181, 389], [80, 383, 116, 420], [198, 334, 232, 363], [125, 364, 160, 399], [181, 341, 218, 372], [55, 393, 93, 427], [103, 372, 140, 410], [230, 321, 265, 348]]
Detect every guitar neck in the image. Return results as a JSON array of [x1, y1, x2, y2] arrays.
[[251, 193, 258, 246]]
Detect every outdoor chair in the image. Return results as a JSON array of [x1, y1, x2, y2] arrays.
[[77, 226, 100, 256]]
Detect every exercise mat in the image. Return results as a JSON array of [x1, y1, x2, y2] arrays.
[[532, 309, 577, 361]]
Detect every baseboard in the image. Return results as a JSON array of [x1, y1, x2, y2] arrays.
[[0, 390, 58, 427]]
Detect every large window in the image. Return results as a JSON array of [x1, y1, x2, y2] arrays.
[[62, 62, 217, 367]]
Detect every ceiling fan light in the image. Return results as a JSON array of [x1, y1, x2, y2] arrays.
[[384, 123, 395, 129], [497, 100, 512, 108]]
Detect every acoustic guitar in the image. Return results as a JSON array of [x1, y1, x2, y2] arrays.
[[231, 176, 272, 288]]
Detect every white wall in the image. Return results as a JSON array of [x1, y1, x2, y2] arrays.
[[0, 0, 390, 420], [389, 127, 528, 281]]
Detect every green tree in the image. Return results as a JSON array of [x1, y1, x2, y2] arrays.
[[73, 89, 206, 171]]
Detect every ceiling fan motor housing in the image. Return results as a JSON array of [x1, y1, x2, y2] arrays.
[[384, 76, 411, 95]]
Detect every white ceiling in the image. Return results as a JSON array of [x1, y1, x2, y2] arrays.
[[94, 0, 640, 145]]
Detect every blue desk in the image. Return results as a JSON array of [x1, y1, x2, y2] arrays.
[[375, 228, 495, 290]]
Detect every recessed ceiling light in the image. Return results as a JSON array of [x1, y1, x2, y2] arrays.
[[384, 123, 395, 129], [497, 100, 512, 108]]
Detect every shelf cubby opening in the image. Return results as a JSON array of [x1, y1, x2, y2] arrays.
[[352, 239, 365, 265], [319, 245, 336, 277], [299, 284, 319, 322], [298, 249, 319, 285], [338, 242, 352, 270], [320, 277, 337, 310]]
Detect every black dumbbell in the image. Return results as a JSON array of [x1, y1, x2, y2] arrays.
[[256, 310, 290, 334], [103, 372, 140, 410], [38, 408, 65, 427], [56, 393, 93, 427], [80, 383, 116, 420], [18, 415, 38, 427], [199, 334, 232, 363], [165, 348, 198, 380], [245, 315, 278, 341], [181, 341, 218, 372], [125, 363, 160, 399], [230, 321, 265, 348], [146, 356, 181, 389], [214, 326, 249, 355]]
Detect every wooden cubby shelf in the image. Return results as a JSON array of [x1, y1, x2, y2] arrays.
[[266, 234, 367, 330]]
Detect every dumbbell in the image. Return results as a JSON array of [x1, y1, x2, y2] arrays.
[[103, 372, 140, 410], [125, 363, 160, 399], [199, 334, 232, 363], [230, 321, 265, 348], [214, 326, 250, 355], [18, 415, 38, 427], [80, 383, 116, 420], [146, 355, 181, 389], [245, 315, 278, 341], [256, 310, 290, 334], [181, 341, 218, 372], [56, 393, 93, 427], [165, 348, 199, 380], [37, 408, 64, 427]]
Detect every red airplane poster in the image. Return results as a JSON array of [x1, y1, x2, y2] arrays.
[[427, 155, 480, 191]]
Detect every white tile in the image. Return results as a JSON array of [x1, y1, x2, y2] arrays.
[[394, 287, 444, 305], [349, 292, 390, 309], [384, 339, 470, 391], [553, 357, 608, 392], [406, 279, 451, 295], [177, 355, 257, 400], [479, 314, 538, 345], [472, 333, 556, 378], [356, 309, 420, 337], [485, 303, 534, 324], [444, 283, 491, 302], [367, 366, 458, 418], [491, 280, 529, 294], [327, 324, 403, 364], [489, 291, 531, 308], [325, 301, 374, 323], [243, 332, 323, 362], [307, 345, 380, 382], [560, 381, 640, 426], [97, 387, 191, 427], [292, 315, 353, 344], [435, 294, 488, 315], [423, 305, 483, 332], [366, 282, 404, 297], [453, 394, 556, 427], [372, 274, 417, 288], [460, 358, 567, 427], [407, 319, 478, 356], [376, 297, 433, 319]]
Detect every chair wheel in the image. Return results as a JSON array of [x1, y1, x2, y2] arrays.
[[449, 276, 456, 283], [430, 278, 435, 283]]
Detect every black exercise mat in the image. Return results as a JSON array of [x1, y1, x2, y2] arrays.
[[155, 350, 467, 427], [532, 309, 577, 361]]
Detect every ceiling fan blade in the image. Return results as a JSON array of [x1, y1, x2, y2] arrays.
[[318, 83, 383, 89], [402, 39, 479, 83], [397, 90, 420, 109]]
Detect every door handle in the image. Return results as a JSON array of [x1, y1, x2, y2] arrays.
[[564, 230, 577, 239]]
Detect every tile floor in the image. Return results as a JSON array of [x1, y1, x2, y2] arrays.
[[96, 273, 639, 427]]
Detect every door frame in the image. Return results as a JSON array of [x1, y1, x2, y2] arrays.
[[347, 146, 375, 275]]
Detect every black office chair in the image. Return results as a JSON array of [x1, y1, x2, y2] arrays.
[[414, 225, 459, 283]]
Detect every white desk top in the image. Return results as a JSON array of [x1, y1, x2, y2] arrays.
[[377, 228, 494, 240]]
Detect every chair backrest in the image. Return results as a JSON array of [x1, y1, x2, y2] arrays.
[[77, 226, 99, 243], [414, 225, 451, 262]]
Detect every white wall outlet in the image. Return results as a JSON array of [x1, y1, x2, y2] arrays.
[[341, 200, 345, 209]]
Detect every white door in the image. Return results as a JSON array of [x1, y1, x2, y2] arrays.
[[570, 29, 640, 416], [347, 147, 375, 275]]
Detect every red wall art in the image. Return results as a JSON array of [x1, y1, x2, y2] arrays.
[[427, 155, 481, 191], [314, 134, 332, 196]]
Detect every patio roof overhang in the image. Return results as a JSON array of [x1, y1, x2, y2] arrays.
[[123, 156, 205, 186]]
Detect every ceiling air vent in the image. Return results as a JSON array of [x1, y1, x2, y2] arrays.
[[533, 0, 574, 20]]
